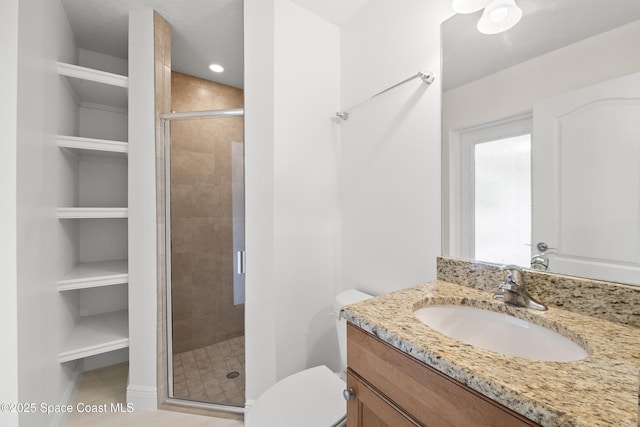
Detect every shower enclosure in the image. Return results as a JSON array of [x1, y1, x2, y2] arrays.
[[163, 108, 245, 411]]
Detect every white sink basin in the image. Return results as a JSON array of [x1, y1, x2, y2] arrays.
[[413, 305, 588, 362]]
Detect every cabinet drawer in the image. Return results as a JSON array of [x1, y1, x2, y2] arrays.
[[347, 324, 539, 427]]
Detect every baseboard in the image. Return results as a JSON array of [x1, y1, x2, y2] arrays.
[[126, 384, 158, 411], [50, 360, 83, 427], [244, 399, 255, 411]]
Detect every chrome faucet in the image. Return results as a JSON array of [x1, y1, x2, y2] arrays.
[[493, 265, 547, 311]]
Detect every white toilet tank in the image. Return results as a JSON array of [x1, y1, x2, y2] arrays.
[[334, 289, 373, 373]]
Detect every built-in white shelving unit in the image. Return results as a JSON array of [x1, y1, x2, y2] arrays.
[[57, 55, 129, 365], [57, 207, 129, 219], [57, 62, 128, 109], [59, 310, 129, 363], [57, 259, 128, 292], [58, 135, 128, 155]]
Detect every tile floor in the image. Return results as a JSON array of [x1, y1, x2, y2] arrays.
[[172, 336, 245, 407], [66, 362, 244, 427]]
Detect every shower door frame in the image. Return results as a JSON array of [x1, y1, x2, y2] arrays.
[[161, 107, 245, 414]]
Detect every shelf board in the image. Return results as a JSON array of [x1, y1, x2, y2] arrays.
[[57, 207, 128, 219], [57, 62, 128, 110], [58, 260, 128, 291], [59, 310, 129, 363], [57, 135, 128, 156]]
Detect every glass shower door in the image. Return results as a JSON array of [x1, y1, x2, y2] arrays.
[[164, 111, 245, 410]]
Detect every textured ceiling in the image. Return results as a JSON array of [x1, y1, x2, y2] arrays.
[[442, 0, 640, 91]]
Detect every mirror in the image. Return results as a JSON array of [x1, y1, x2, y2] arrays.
[[441, 0, 640, 286]]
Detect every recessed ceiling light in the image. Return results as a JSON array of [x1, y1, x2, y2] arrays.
[[209, 63, 224, 73]]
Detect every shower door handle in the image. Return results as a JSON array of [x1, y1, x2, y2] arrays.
[[236, 250, 246, 275]]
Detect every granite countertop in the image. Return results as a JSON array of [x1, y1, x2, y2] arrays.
[[342, 280, 640, 427]]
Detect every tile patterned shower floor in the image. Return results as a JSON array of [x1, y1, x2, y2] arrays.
[[173, 336, 245, 406]]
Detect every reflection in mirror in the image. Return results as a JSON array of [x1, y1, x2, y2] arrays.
[[441, 0, 640, 286]]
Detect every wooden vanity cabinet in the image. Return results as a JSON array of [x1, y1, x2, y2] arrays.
[[346, 371, 420, 426], [346, 324, 541, 427]]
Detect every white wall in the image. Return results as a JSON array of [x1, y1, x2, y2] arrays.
[[340, 0, 452, 296], [244, 0, 341, 402], [0, 1, 20, 426], [244, 0, 452, 403], [272, 0, 342, 378], [244, 0, 278, 403], [14, 0, 81, 426], [127, 8, 158, 410]]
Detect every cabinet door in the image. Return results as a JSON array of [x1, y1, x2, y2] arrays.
[[346, 371, 421, 427]]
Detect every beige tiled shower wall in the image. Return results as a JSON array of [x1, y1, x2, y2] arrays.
[[170, 71, 244, 354]]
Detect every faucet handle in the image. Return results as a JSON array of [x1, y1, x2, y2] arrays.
[[501, 264, 523, 284], [499, 280, 518, 290]]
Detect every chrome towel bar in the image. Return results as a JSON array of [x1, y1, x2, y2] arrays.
[[336, 71, 434, 120]]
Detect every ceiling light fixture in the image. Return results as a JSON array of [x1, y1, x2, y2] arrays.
[[209, 63, 224, 73], [451, 0, 492, 14], [452, 0, 522, 34], [477, 0, 522, 34]]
